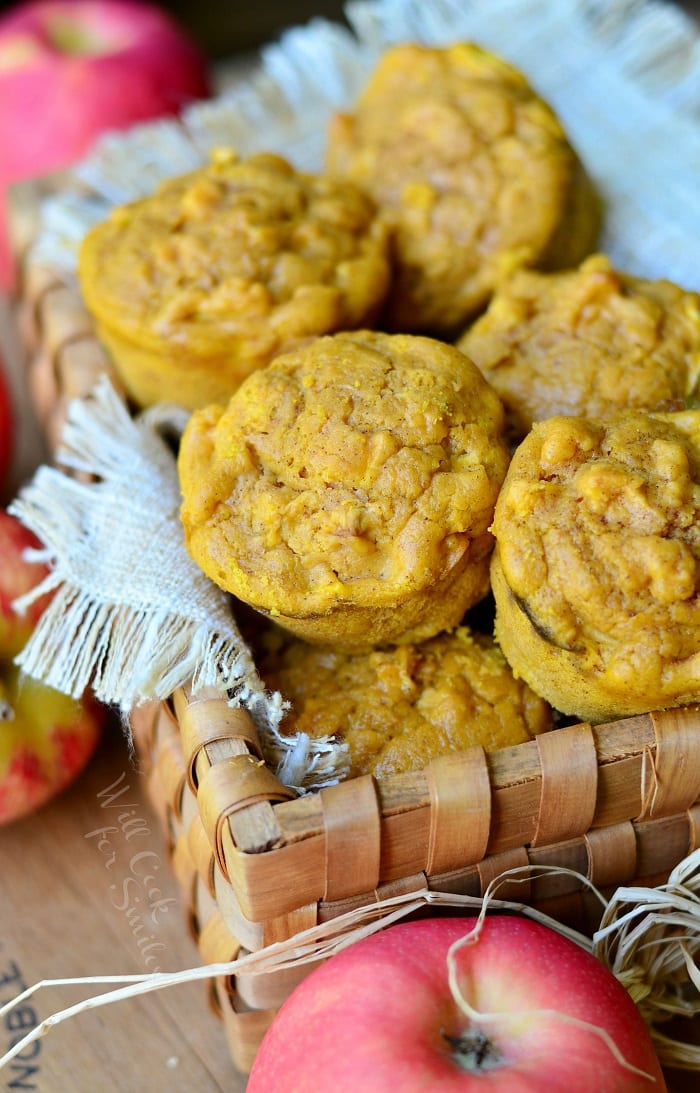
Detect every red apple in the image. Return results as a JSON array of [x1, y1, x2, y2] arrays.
[[0, 357, 11, 492], [247, 915, 667, 1092], [0, 507, 102, 824], [0, 663, 102, 824], [0, 507, 52, 657], [0, 0, 212, 288]]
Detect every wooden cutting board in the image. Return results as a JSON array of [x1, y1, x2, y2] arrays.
[[0, 723, 246, 1093]]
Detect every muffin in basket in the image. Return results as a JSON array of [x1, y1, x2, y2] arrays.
[[458, 254, 700, 446], [78, 149, 391, 411], [253, 622, 554, 780], [490, 409, 700, 722], [178, 330, 510, 650], [326, 42, 601, 336]]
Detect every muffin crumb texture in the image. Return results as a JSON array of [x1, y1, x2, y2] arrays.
[[254, 624, 553, 780], [78, 150, 391, 410], [491, 410, 700, 720], [459, 254, 700, 444], [178, 330, 510, 648], [327, 42, 600, 334]]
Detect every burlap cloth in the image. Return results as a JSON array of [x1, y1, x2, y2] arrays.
[[10, 0, 700, 791]]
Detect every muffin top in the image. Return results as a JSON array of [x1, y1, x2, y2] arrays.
[[254, 623, 552, 780], [79, 149, 391, 357], [178, 330, 509, 618], [492, 410, 700, 703], [459, 255, 700, 444], [326, 43, 600, 333]]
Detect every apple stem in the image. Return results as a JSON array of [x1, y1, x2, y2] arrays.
[[442, 1028, 504, 1072], [445, 931, 658, 1083], [0, 698, 14, 722]]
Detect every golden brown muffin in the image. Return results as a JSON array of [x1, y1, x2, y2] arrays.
[[326, 43, 600, 336], [458, 255, 700, 445], [78, 149, 391, 411], [254, 623, 553, 780], [491, 410, 700, 721], [179, 330, 510, 650]]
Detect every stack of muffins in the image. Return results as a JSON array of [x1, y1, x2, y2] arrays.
[[78, 43, 700, 781]]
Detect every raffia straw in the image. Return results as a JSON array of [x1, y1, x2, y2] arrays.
[[0, 870, 592, 1072], [592, 847, 700, 1070], [0, 862, 698, 1075]]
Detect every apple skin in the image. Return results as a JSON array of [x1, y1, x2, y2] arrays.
[[0, 508, 102, 824], [0, 663, 102, 824], [0, 358, 11, 494], [0, 0, 212, 287], [247, 915, 667, 1093], [0, 508, 53, 658]]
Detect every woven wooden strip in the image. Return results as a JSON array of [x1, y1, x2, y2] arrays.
[[424, 747, 491, 875], [41, 283, 94, 355], [199, 756, 294, 883], [129, 700, 161, 757], [584, 821, 638, 889], [531, 723, 598, 846], [528, 837, 591, 899], [170, 834, 202, 946], [237, 959, 318, 1012], [56, 337, 114, 401], [222, 826, 325, 923], [171, 832, 196, 895], [216, 979, 276, 1077], [214, 884, 265, 955], [27, 347, 58, 428], [144, 766, 171, 844], [477, 846, 531, 901], [184, 794, 216, 896], [317, 873, 428, 927], [194, 872, 220, 935], [199, 912, 241, 965], [319, 776, 381, 902], [174, 688, 263, 792], [247, 715, 648, 862], [213, 721, 700, 924], [639, 706, 700, 819], [154, 719, 187, 819], [261, 903, 318, 948], [17, 262, 65, 350], [689, 804, 700, 852], [634, 814, 693, 881]]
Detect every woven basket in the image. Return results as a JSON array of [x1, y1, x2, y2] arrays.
[[12, 237, 700, 1074]]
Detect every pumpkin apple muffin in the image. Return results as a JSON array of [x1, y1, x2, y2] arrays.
[[458, 255, 700, 446], [178, 330, 510, 650], [491, 410, 700, 722], [253, 623, 553, 780], [326, 43, 600, 336], [78, 149, 391, 411]]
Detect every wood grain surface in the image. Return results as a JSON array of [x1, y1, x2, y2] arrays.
[[0, 725, 246, 1093], [1, 294, 245, 1089]]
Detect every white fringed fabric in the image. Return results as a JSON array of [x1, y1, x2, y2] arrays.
[[29, 0, 700, 292], [8, 379, 350, 793]]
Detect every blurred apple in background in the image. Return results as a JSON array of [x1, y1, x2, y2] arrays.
[[0, 0, 212, 289], [0, 508, 102, 824], [0, 506, 52, 655], [0, 355, 12, 496]]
